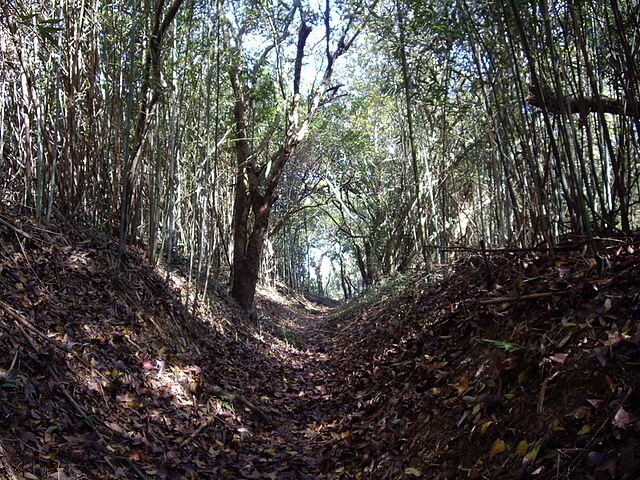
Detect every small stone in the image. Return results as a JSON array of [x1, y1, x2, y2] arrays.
[[587, 451, 603, 467]]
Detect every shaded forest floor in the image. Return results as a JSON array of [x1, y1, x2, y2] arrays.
[[1, 205, 640, 479]]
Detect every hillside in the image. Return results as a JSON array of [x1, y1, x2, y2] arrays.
[[1, 205, 640, 479]]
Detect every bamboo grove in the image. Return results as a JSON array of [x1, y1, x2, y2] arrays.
[[1, 0, 638, 305]]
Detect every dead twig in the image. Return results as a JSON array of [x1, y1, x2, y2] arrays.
[[478, 290, 570, 306], [0, 215, 34, 239], [0, 441, 22, 480], [0, 302, 70, 354], [3, 303, 147, 479], [178, 413, 238, 448], [108, 455, 148, 480], [205, 385, 274, 427], [0, 302, 103, 376]]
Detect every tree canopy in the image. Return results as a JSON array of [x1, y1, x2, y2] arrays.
[[1, 0, 639, 307]]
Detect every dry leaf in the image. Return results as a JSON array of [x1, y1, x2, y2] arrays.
[[613, 406, 637, 430], [404, 467, 422, 477], [489, 438, 506, 459], [481, 421, 493, 434], [456, 375, 469, 397], [548, 353, 568, 363], [516, 440, 528, 457]]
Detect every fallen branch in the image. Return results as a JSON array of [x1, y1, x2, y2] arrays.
[[437, 244, 579, 254], [0, 302, 71, 354], [108, 455, 148, 480], [48, 366, 147, 480], [478, 290, 570, 306], [4, 303, 147, 479], [0, 215, 34, 239], [205, 385, 274, 427], [178, 413, 239, 448]]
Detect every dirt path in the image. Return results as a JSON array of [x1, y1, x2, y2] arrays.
[[5, 208, 640, 479], [220, 302, 345, 479]]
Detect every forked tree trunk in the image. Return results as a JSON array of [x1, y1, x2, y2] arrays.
[[231, 199, 272, 311], [227, 7, 361, 312]]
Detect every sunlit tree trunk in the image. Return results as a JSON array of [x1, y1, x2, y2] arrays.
[[227, 2, 361, 312]]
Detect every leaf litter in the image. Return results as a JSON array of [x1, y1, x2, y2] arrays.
[[1, 204, 640, 479]]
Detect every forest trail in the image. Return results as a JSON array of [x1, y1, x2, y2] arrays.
[[228, 299, 344, 479], [0, 202, 358, 479], [2, 206, 640, 479]]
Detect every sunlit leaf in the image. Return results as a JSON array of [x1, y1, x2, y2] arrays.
[[524, 446, 540, 463], [550, 419, 565, 431], [456, 375, 469, 397], [481, 421, 493, 434], [516, 440, 528, 457], [404, 467, 422, 476], [577, 425, 591, 435], [489, 438, 506, 459]]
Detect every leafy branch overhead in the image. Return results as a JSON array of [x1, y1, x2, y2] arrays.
[[226, 0, 368, 311]]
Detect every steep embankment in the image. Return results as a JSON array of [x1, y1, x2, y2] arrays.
[[322, 240, 640, 479], [2, 204, 640, 479], [0, 206, 342, 479]]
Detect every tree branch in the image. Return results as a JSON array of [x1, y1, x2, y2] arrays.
[[528, 85, 639, 117], [293, 21, 312, 96]]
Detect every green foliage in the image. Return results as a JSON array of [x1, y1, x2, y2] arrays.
[[328, 274, 419, 321], [280, 326, 304, 345], [2, 0, 638, 313], [482, 339, 526, 353], [0, 2, 63, 45], [253, 67, 279, 129]]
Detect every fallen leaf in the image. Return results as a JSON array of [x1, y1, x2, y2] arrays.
[[614, 406, 637, 430], [516, 440, 528, 457], [548, 353, 568, 363], [489, 438, 506, 459], [577, 425, 591, 435], [523, 446, 540, 466], [481, 421, 492, 434], [550, 419, 565, 431], [456, 375, 469, 397], [404, 467, 422, 476], [517, 370, 528, 385]]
